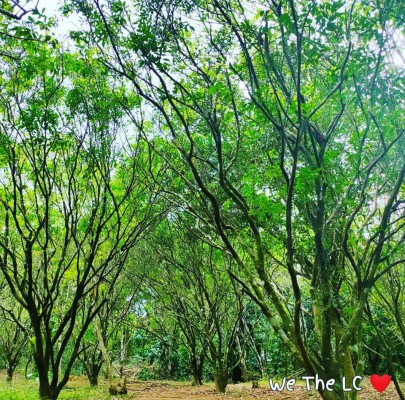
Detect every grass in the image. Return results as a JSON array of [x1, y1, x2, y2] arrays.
[[0, 374, 114, 400]]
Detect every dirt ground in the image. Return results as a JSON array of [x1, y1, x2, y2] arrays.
[[66, 377, 401, 400], [126, 381, 399, 399]]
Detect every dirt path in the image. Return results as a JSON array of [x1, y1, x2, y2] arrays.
[[116, 380, 400, 399]]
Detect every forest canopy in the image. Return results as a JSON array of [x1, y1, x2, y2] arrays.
[[0, 0, 404, 400]]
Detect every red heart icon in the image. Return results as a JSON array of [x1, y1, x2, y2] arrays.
[[370, 374, 391, 392]]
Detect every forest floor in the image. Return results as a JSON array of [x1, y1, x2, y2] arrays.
[[123, 379, 400, 400], [122, 380, 400, 399], [0, 373, 402, 399]]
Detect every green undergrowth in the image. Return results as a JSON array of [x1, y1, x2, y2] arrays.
[[0, 375, 116, 400]]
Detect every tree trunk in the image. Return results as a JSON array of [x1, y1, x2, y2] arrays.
[[191, 372, 202, 386], [213, 370, 227, 393], [83, 357, 102, 387], [36, 354, 54, 399], [120, 327, 131, 366], [191, 364, 203, 387], [90, 361, 102, 387], [33, 344, 62, 400], [38, 376, 59, 400], [39, 388, 58, 400], [93, 316, 113, 384], [6, 366, 13, 382], [88, 373, 98, 387], [190, 354, 203, 386], [5, 355, 17, 382]]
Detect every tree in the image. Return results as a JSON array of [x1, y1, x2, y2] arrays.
[[0, 40, 163, 399], [133, 220, 245, 392], [0, 284, 29, 381], [79, 270, 139, 388], [70, 1, 405, 399], [366, 260, 405, 399]]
